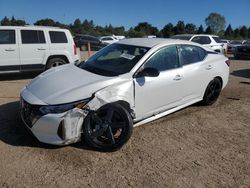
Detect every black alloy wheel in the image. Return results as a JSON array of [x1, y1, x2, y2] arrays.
[[202, 78, 222, 105], [83, 103, 133, 151]]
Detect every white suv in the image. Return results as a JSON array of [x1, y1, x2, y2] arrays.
[[172, 34, 224, 53], [0, 26, 79, 73]]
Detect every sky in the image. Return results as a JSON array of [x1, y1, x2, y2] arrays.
[[0, 0, 250, 30]]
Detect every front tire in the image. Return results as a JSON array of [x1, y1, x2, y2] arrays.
[[201, 78, 222, 105], [83, 103, 133, 152]]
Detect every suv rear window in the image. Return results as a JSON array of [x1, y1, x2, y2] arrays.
[[212, 37, 221, 43], [21, 30, 45, 44], [0, 30, 15, 44], [191, 36, 211, 45], [49, 31, 67, 43]]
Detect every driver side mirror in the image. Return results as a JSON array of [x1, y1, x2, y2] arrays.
[[136, 67, 160, 78]]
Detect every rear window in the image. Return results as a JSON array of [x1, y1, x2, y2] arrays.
[[212, 37, 221, 43], [191, 36, 211, 45], [0, 30, 15, 44], [21, 30, 45, 44], [49, 31, 68, 43]]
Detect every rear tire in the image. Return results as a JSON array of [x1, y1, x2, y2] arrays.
[[83, 103, 133, 152], [201, 78, 222, 105], [46, 58, 67, 70]]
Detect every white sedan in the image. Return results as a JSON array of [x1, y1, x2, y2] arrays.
[[100, 36, 119, 45], [20, 38, 230, 151]]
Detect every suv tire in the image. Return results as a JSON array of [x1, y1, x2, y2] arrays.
[[46, 58, 67, 70]]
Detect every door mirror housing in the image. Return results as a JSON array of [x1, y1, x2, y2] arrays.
[[136, 67, 160, 78]]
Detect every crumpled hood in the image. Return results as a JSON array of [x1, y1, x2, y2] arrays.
[[25, 64, 121, 105]]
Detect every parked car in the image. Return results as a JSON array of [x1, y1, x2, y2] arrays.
[[100, 36, 119, 45], [171, 34, 224, 53], [20, 38, 229, 151], [221, 39, 230, 53], [233, 40, 250, 59], [0, 26, 79, 73], [227, 40, 246, 54], [74, 35, 104, 51]]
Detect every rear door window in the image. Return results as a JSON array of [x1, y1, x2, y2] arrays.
[[0, 30, 15, 44], [21, 30, 46, 44], [179, 45, 207, 65], [49, 31, 68, 43]]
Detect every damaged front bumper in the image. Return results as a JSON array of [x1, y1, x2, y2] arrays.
[[21, 100, 90, 145]]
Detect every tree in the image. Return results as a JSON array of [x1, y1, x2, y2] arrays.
[[173, 21, 185, 34], [34, 18, 56, 26], [127, 27, 144, 37], [185, 23, 196, 34], [161, 23, 174, 38], [224, 24, 234, 38], [234, 28, 241, 39], [0, 16, 11, 26], [239, 26, 248, 39], [134, 22, 159, 36], [197, 25, 204, 34], [205, 26, 212, 34], [205, 12, 226, 33], [72, 18, 82, 34]]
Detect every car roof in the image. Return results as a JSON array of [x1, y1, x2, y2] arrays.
[[117, 38, 198, 48], [174, 34, 219, 37]]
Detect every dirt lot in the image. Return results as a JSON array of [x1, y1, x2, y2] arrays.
[[0, 59, 249, 188]]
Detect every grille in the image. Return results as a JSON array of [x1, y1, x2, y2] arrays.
[[21, 98, 41, 128]]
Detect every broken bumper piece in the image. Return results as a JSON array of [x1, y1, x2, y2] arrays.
[[21, 107, 89, 145]]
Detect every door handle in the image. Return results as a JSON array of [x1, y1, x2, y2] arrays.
[[206, 65, 213, 70], [37, 48, 46, 50], [5, 49, 15, 51], [173, 75, 182, 81]]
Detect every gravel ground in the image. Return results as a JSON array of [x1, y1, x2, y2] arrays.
[[0, 59, 249, 188]]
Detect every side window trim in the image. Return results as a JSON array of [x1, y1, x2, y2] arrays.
[[0, 29, 16, 44], [134, 45, 180, 77], [178, 44, 208, 66], [21, 30, 46, 44]]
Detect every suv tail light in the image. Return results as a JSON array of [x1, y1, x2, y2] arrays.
[[225, 60, 230, 67], [74, 44, 77, 55]]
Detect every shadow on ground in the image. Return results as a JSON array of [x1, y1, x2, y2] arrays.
[[231, 69, 250, 79], [0, 72, 40, 81], [0, 101, 96, 151]]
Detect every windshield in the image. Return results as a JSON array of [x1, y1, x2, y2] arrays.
[[171, 35, 192, 41], [77, 43, 150, 76]]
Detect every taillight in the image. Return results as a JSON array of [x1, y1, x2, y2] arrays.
[[74, 44, 77, 55], [225, 60, 230, 67]]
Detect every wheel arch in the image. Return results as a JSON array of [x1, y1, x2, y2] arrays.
[[46, 55, 70, 66]]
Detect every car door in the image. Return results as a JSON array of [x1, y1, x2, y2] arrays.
[[0, 29, 20, 71], [178, 45, 211, 102], [19, 29, 49, 71], [134, 45, 184, 120]]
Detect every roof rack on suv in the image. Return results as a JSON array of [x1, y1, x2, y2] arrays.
[[24, 25, 61, 29]]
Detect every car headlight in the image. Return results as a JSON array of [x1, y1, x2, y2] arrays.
[[39, 98, 90, 115]]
